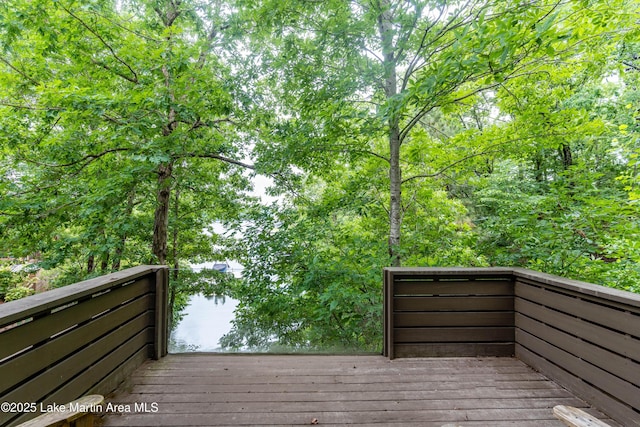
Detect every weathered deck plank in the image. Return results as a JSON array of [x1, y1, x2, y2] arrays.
[[101, 354, 618, 426]]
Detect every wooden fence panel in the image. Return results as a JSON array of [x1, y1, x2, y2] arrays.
[[0, 265, 168, 427], [384, 268, 515, 359], [384, 267, 640, 426], [513, 274, 640, 426]]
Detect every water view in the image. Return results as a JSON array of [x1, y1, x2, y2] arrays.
[[169, 293, 238, 353]]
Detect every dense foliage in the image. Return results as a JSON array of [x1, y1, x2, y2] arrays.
[[1, 0, 638, 351]]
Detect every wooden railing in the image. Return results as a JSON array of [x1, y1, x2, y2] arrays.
[[383, 267, 515, 359], [0, 266, 168, 427], [384, 267, 640, 426]]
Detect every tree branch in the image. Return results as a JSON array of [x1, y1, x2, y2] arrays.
[[622, 60, 639, 71], [102, 113, 124, 125], [0, 101, 63, 111], [88, 10, 161, 43], [180, 153, 255, 170], [22, 147, 130, 168], [61, 4, 139, 84], [394, 1, 423, 64], [196, 23, 229, 69], [90, 58, 139, 84], [186, 117, 238, 131], [402, 149, 501, 184], [401, 132, 575, 184], [0, 56, 40, 86]]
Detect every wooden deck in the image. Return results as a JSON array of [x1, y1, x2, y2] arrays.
[[100, 354, 618, 426], [4, 267, 637, 426]]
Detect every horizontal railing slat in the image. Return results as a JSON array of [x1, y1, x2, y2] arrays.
[[394, 343, 514, 358], [0, 277, 153, 361], [394, 280, 513, 296], [515, 313, 640, 387], [394, 327, 514, 343], [516, 329, 640, 410], [386, 267, 514, 280], [1, 295, 153, 396], [394, 312, 514, 327], [515, 298, 639, 361], [394, 296, 514, 312], [515, 281, 640, 338]]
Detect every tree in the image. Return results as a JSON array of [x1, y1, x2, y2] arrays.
[[464, 9, 640, 292], [240, 0, 634, 266], [0, 0, 252, 279]]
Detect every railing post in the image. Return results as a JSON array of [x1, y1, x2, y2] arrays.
[[153, 266, 169, 359], [383, 268, 395, 359]]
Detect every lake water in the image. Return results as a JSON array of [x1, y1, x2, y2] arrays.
[[168, 293, 238, 353]]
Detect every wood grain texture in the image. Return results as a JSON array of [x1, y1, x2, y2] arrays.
[[101, 354, 616, 426], [393, 296, 513, 312], [14, 395, 104, 427], [394, 280, 513, 296], [0, 267, 168, 427], [393, 343, 514, 358], [394, 312, 514, 328], [553, 405, 612, 427]]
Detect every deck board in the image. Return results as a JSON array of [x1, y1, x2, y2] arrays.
[[100, 354, 618, 426]]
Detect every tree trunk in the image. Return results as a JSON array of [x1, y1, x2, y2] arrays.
[[112, 238, 125, 271], [152, 2, 179, 267], [111, 186, 136, 271], [388, 125, 402, 266], [172, 187, 180, 281], [377, 0, 402, 266], [168, 288, 176, 331], [152, 162, 173, 265], [561, 144, 573, 168], [100, 253, 110, 272]]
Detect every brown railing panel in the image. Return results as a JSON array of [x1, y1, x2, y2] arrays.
[[516, 298, 639, 364], [0, 277, 152, 361], [516, 278, 640, 338], [384, 267, 640, 425], [384, 268, 515, 359], [394, 326, 514, 342], [394, 295, 513, 311], [514, 272, 640, 426], [1, 295, 154, 396], [0, 265, 168, 427]]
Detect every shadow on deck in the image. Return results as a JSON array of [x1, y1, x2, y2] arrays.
[[1, 266, 639, 426]]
